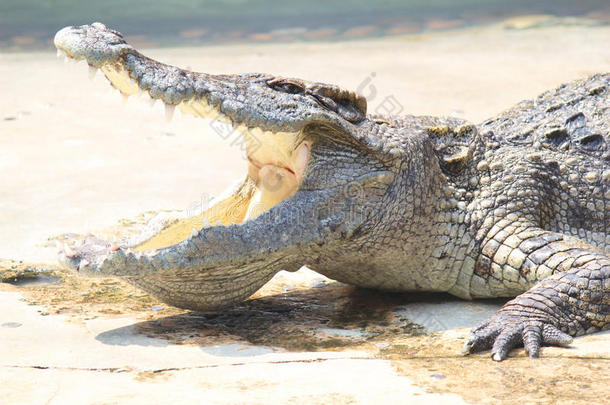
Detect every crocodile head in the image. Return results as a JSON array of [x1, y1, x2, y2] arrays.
[[54, 23, 408, 311]]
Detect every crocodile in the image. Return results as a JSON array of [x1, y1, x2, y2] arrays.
[[53, 23, 609, 361]]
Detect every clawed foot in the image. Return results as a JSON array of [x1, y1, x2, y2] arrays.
[[462, 306, 573, 361], [57, 234, 119, 274]]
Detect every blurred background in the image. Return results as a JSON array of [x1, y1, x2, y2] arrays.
[[1, 0, 609, 50]]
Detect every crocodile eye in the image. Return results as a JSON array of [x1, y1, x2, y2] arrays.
[[268, 79, 304, 95], [279, 83, 303, 94]]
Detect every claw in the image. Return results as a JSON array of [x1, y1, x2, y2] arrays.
[[461, 333, 477, 354], [463, 322, 502, 354], [64, 243, 77, 258], [165, 103, 175, 122], [490, 326, 522, 361]]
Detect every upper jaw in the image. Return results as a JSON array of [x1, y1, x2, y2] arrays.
[[53, 23, 367, 231], [54, 23, 363, 136]]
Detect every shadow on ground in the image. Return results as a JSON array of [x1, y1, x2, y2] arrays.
[[95, 282, 506, 353]]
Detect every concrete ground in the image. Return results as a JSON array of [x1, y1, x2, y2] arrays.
[[1, 17, 610, 404]]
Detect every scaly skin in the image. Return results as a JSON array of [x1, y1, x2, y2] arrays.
[[54, 23, 609, 361]]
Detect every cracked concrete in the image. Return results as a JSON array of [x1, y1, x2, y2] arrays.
[[2, 19, 610, 404]]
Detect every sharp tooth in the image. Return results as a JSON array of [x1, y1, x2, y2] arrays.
[[149, 97, 157, 107], [294, 142, 310, 183], [165, 104, 175, 122], [88, 65, 98, 80], [216, 220, 223, 226], [191, 228, 199, 238], [56, 49, 63, 58], [64, 243, 77, 258], [202, 219, 211, 228]]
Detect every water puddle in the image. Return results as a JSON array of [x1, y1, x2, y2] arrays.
[[200, 344, 274, 357], [317, 328, 370, 338]]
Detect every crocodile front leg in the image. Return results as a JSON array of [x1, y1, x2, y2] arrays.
[[463, 228, 610, 360]]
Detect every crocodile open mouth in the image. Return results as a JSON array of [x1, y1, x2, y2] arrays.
[[133, 131, 310, 251], [55, 36, 311, 252], [53, 23, 380, 311]]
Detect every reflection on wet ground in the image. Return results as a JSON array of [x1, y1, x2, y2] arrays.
[[0, 261, 504, 352]]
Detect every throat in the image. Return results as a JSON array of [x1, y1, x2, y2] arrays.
[[244, 164, 299, 220]]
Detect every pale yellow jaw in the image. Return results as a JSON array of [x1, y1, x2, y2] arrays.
[[133, 135, 310, 252]]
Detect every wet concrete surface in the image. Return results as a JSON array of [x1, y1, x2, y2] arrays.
[[1, 266, 609, 404]]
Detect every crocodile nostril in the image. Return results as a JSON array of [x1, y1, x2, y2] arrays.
[[578, 133, 605, 150], [544, 129, 569, 146]]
